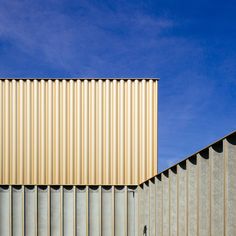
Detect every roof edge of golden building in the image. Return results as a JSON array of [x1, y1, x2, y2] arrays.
[[0, 78, 160, 81]]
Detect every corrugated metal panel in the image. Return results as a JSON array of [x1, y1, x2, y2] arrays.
[[0, 79, 158, 185]]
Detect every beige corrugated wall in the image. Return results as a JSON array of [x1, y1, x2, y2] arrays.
[[0, 79, 158, 185]]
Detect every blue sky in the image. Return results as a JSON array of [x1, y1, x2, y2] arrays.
[[0, 0, 236, 172]]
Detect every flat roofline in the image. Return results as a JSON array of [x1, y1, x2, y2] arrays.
[[0, 78, 159, 81]]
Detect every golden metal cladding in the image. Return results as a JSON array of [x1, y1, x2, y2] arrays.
[[0, 79, 158, 185]]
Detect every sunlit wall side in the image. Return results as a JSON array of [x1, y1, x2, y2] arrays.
[[0, 79, 158, 185]]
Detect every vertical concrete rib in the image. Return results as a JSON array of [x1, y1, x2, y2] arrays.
[[162, 171, 169, 236], [114, 186, 125, 236], [50, 187, 60, 236], [101, 187, 112, 236], [0, 186, 10, 235], [198, 151, 210, 236], [38, 186, 48, 236], [12, 186, 23, 236], [76, 187, 86, 236], [127, 186, 136, 236], [210, 142, 224, 236], [144, 182, 150, 235], [88, 187, 100, 236], [25, 186, 36, 235], [177, 162, 187, 236], [149, 178, 156, 236], [187, 157, 198, 236], [170, 168, 177, 236], [64, 187, 73, 236], [156, 175, 163, 236], [224, 135, 236, 235]]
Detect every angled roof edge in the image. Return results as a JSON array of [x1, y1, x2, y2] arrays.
[[141, 130, 236, 185], [0, 78, 159, 81]]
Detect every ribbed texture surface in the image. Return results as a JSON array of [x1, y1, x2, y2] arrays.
[[151, 132, 236, 236], [0, 79, 158, 185], [0, 185, 138, 236], [0, 132, 236, 235]]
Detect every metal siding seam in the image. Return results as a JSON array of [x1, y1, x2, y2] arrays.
[[127, 81, 132, 184], [26, 80, 31, 183], [97, 81, 102, 184], [141, 81, 146, 182], [34, 80, 38, 184], [93, 80, 96, 184], [45, 82, 48, 184], [84, 81, 88, 185], [76, 81, 81, 184], [48, 80, 53, 184], [105, 80, 110, 184], [12, 80, 17, 184], [131, 82, 135, 184], [134, 80, 139, 184], [7, 82, 11, 183], [62, 80, 66, 184], [19, 81, 24, 184], [149, 81, 153, 181], [112, 81, 117, 184], [4, 81, 9, 183], [70, 81, 74, 183], [153, 81, 158, 176], [41, 81, 46, 184], [55, 80, 60, 184], [100, 83, 106, 182], [146, 82, 150, 182], [66, 83, 70, 184]]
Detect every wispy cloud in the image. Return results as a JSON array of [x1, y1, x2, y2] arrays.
[[0, 0, 175, 74]]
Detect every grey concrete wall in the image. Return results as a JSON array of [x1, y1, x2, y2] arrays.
[[144, 132, 236, 236]]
